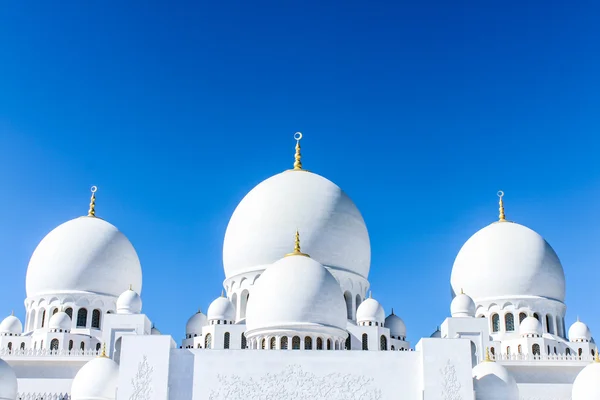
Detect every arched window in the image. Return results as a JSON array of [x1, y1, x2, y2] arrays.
[[19, 342, 25, 350], [546, 314, 554, 334], [281, 337, 288, 350], [269, 337, 276, 350], [50, 339, 59, 351], [91, 309, 101, 329], [205, 333, 212, 349], [41, 340, 44, 349], [343, 291, 353, 319], [65, 307, 73, 320], [519, 312, 527, 324], [566, 348, 571, 355], [556, 316, 562, 337], [197, 344, 201, 348], [507, 346, 511, 355], [505, 313, 515, 332], [79, 342, 84, 351], [240, 290, 250, 320], [305, 336, 312, 350], [362, 333, 368, 350], [317, 337, 323, 350], [76, 308, 88, 328], [578, 348, 583, 357], [7, 342, 12, 351], [391, 345, 395, 350], [292, 336, 300, 350], [532, 344, 540, 356], [380, 335, 387, 351], [69, 340, 74, 351], [261, 338, 266, 350], [547, 345, 550, 355], [96, 343, 101, 352], [345, 334, 351, 350], [491, 314, 500, 332], [533, 313, 540, 321], [355, 294, 362, 313], [224, 332, 230, 349], [518, 344, 522, 354], [490, 347, 495, 356], [52, 308, 59, 316], [241, 333, 247, 349], [41, 309, 46, 328]]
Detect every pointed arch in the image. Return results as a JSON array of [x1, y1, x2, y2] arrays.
[[380, 335, 387, 351], [362, 333, 368, 350], [344, 291, 353, 319]]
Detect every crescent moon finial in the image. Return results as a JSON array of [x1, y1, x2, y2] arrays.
[[293, 132, 303, 170], [497, 190, 506, 222], [87, 186, 98, 217]]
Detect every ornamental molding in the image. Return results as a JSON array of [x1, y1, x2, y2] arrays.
[[208, 364, 382, 400], [129, 355, 154, 400], [440, 360, 462, 400]]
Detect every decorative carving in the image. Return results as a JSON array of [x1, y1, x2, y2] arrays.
[[440, 360, 462, 400], [130, 355, 154, 400], [18, 393, 70, 400], [208, 364, 382, 400]]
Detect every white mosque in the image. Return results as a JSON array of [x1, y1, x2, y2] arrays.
[[0, 133, 598, 400]]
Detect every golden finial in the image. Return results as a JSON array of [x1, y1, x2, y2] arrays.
[[99, 343, 107, 358], [460, 288, 464, 295], [129, 284, 133, 291], [485, 347, 494, 362], [293, 132, 303, 170], [497, 191, 506, 222], [595, 349, 600, 363], [87, 186, 98, 217], [285, 230, 310, 257]]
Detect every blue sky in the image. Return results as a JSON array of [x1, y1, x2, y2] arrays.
[[0, 0, 599, 342]]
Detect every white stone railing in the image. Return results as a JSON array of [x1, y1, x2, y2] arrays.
[[0, 348, 98, 357], [492, 353, 594, 362], [18, 393, 70, 400]]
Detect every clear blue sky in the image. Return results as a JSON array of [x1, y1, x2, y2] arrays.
[[0, 0, 599, 343]]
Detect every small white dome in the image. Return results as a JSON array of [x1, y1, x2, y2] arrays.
[[356, 297, 385, 325], [0, 315, 22, 335], [472, 361, 519, 400], [569, 319, 592, 342], [207, 296, 235, 322], [223, 170, 371, 280], [451, 221, 565, 302], [186, 311, 207, 336], [385, 311, 406, 338], [71, 356, 119, 400], [26, 216, 142, 298], [0, 358, 17, 400], [49, 311, 71, 331], [116, 288, 142, 314], [450, 292, 476, 318], [572, 361, 600, 400], [246, 254, 347, 334], [519, 316, 542, 337]]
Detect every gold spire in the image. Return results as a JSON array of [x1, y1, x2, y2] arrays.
[[595, 349, 600, 363], [129, 284, 133, 291], [460, 288, 464, 295], [497, 191, 506, 222], [99, 343, 107, 358], [293, 132, 303, 170], [485, 347, 494, 362], [87, 186, 98, 217], [284, 230, 310, 257]]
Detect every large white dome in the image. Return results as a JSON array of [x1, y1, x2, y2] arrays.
[[451, 222, 565, 302], [71, 356, 119, 400], [572, 361, 600, 400], [246, 254, 347, 334], [26, 216, 142, 298], [223, 170, 370, 279], [472, 361, 519, 400]]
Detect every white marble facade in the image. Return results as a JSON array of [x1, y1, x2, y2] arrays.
[[0, 135, 599, 400]]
